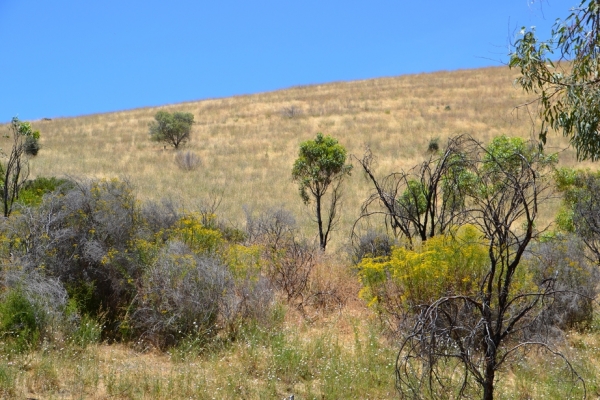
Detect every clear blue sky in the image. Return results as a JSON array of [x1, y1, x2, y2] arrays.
[[0, 1, 576, 123]]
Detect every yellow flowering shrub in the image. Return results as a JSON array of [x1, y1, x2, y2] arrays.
[[170, 212, 223, 254], [224, 244, 262, 282], [359, 225, 489, 311]]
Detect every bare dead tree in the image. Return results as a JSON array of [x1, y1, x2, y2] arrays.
[[245, 207, 316, 310], [353, 134, 474, 249], [395, 136, 586, 400]]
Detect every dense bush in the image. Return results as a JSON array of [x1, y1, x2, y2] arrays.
[[0, 178, 281, 348], [351, 230, 394, 264], [16, 176, 74, 207], [0, 267, 71, 352], [0, 288, 40, 352], [8, 179, 141, 338], [24, 134, 40, 156], [526, 234, 600, 331], [131, 241, 230, 348]]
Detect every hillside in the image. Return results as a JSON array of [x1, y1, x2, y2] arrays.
[[7, 65, 592, 248]]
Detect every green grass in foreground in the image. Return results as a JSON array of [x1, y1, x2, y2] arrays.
[[0, 311, 397, 399], [2, 308, 600, 399]]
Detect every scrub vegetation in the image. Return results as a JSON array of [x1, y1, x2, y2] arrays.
[[1, 65, 600, 399]]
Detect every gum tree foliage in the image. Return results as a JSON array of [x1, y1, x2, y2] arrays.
[[1, 117, 41, 217], [149, 110, 195, 149], [376, 136, 585, 400], [353, 135, 474, 249], [510, 0, 600, 161], [292, 133, 352, 250]]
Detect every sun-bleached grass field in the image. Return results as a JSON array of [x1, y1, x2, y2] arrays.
[[5, 65, 592, 250]]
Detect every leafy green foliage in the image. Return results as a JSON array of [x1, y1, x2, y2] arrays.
[[397, 179, 427, 217], [0, 289, 40, 353], [475, 135, 557, 197], [291, 133, 352, 204], [554, 167, 600, 263], [148, 110, 194, 149], [355, 135, 475, 247], [292, 133, 352, 250], [16, 176, 74, 207], [510, 1, 600, 160]]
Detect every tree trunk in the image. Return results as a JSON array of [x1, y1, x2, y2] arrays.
[[482, 346, 496, 400], [316, 194, 325, 250]]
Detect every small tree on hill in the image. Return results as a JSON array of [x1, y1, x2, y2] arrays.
[[292, 133, 352, 250], [1, 117, 41, 217], [149, 110, 194, 149]]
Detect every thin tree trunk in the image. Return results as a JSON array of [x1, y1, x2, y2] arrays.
[[482, 339, 496, 400], [316, 194, 325, 250]]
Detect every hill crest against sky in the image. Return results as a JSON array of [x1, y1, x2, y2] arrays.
[[0, 0, 577, 122]]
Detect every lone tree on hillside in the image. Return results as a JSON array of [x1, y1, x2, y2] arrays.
[[149, 110, 194, 149], [510, 0, 600, 161], [1, 117, 41, 217], [292, 133, 352, 250]]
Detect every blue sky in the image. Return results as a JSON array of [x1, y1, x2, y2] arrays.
[[0, 1, 577, 123]]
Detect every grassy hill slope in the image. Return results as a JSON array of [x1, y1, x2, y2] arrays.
[[8, 65, 592, 248]]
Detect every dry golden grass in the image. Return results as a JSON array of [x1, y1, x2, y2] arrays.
[[2, 65, 594, 250]]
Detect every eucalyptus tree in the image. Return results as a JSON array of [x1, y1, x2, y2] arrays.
[[510, 0, 600, 161], [292, 133, 352, 250], [149, 110, 194, 149]]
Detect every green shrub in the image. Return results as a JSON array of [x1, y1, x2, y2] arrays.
[[427, 137, 440, 153], [24, 134, 40, 156], [17, 176, 74, 207], [0, 289, 40, 352]]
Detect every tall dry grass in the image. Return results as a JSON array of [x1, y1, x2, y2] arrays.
[[1, 66, 593, 248]]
